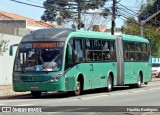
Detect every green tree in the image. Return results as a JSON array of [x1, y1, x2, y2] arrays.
[[124, 17, 160, 56], [124, 17, 140, 36], [139, 0, 160, 27], [41, 0, 109, 29]]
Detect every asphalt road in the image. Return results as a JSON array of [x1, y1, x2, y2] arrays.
[[0, 81, 160, 114]]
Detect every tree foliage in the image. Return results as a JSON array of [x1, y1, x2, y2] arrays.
[[139, 0, 160, 27], [124, 16, 160, 56], [41, 0, 109, 29]]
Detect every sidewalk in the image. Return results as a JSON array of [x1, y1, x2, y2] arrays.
[[0, 85, 30, 98], [0, 78, 160, 98]]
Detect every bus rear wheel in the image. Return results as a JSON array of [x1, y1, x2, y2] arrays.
[[31, 91, 41, 98], [107, 76, 113, 92], [129, 74, 142, 88], [74, 81, 81, 96], [136, 74, 142, 88]]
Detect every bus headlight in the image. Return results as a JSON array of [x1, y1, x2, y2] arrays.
[[13, 76, 21, 82], [51, 76, 60, 82]]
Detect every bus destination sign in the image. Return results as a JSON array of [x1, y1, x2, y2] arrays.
[[32, 43, 60, 48], [20, 42, 63, 49]]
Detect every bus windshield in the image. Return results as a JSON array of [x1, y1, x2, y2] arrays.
[[14, 42, 64, 72]]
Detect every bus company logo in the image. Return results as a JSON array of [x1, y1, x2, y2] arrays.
[[35, 66, 41, 71], [2, 107, 12, 112]]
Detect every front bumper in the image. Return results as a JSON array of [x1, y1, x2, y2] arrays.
[[13, 81, 65, 92]]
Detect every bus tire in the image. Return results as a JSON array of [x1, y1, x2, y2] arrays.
[[136, 74, 142, 88], [129, 74, 142, 88], [107, 76, 112, 92], [31, 91, 41, 98], [74, 80, 81, 96]]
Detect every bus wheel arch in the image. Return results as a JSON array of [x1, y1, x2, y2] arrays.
[[139, 71, 143, 83], [74, 74, 84, 96], [107, 72, 114, 92]]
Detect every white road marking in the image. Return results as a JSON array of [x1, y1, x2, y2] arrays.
[[0, 99, 42, 103], [16, 104, 34, 106], [80, 87, 160, 100]]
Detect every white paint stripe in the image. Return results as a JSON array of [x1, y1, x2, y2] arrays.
[[81, 87, 160, 100], [89, 112, 96, 114], [17, 104, 34, 106], [0, 99, 41, 103]]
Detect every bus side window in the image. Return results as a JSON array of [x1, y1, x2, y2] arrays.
[[142, 43, 148, 61], [128, 42, 135, 61], [74, 39, 84, 62], [85, 39, 93, 61], [102, 40, 111, 61], [110, 41, 116, 61], [93, 40, 102, 61], [123, 42, 128, 61], [135, 43, 142, 61]]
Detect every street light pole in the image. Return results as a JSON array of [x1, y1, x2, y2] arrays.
[[111, 0, 116, 35], [140, 20, 144, 37], [77, 0, 81, 30]]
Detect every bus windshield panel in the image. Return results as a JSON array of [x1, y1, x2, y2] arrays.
[[14, 41, 64, 72]]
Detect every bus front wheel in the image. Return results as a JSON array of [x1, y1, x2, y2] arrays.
[[107, 76, 113, 92], [74, 81, 81, 96], [31, 91, 41, 98]]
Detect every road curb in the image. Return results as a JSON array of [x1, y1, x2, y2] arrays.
[[0, 93, 30, 99]]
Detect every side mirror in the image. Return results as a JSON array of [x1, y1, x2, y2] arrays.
[[67, 44, 73, 63], [9, 45, 13, 56], [9, 44, 19, 56]]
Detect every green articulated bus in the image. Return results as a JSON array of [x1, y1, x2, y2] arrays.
[[10, 28, 152, 97]]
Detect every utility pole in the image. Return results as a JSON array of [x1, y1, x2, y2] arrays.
[[111, 0, 116, 35], [141, 10, 160, 37], [77, 0, 81, 30]]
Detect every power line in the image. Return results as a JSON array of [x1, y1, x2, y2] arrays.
[[117, 7, 138, 17], [10, 0, 44, 8], [24, 0, 43, 5], [117, 2, 138, 16]]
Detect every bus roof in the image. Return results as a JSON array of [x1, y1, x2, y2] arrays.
[[20, 28, 149, 43], [120, 34, 149, 43], [21, 28, 116, 43], [21, 28, 75, 42], [68, 30, 115, 40]]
